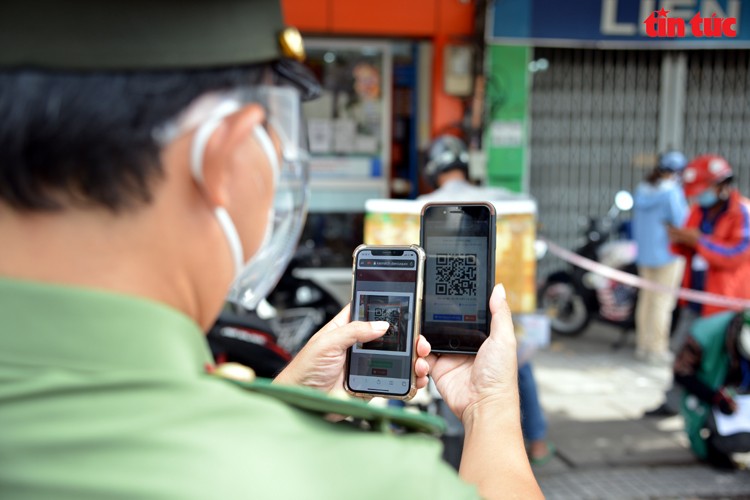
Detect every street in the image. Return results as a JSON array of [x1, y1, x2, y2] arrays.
[[531, 322, 750, 499]]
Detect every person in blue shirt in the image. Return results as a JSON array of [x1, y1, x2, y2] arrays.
[[632, 151, 689, 364]]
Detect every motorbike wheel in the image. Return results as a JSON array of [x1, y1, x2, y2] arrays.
[[539, 280, 590, 336]]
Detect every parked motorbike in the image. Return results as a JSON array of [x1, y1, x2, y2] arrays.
[[265, 241, 345, 355], [207, 304, 292, 378], [207, 240, 345, 376], [539, 191, 639, 344]]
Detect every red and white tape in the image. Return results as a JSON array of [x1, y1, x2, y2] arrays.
[[542, 238, 750, 311]]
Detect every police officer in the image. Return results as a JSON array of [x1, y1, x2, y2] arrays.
[[0, 1, 541, 498]]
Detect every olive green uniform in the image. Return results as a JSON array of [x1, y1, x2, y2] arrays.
[[0, 278, 477, 499]]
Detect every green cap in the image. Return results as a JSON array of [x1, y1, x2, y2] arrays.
[[0, 0, 303, 70]]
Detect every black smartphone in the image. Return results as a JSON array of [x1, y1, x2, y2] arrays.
[[420, 202, 496, 354], [345, 244, 425, 400]]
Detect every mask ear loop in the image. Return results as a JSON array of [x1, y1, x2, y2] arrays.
[[190, 114, 285, 281], [191, 113, 244, 279]]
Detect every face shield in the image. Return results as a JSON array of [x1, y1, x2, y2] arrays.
[[226, 86, 309, 309], [157, 84, 309, 311]]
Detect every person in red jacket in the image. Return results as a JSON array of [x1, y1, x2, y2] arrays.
[[669, 154, 750, 318], [645, 154, 750, 417]]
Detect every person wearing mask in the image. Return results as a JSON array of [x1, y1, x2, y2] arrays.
[[418, 134, 554, 465], [674, 311, 750, 469], [0, 2, 542, 499], [646, 154, 750, 417], [632, 151, 689, 364]]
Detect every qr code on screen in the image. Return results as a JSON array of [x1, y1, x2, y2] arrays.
[[435, 253, 477, 296], [368, 304, 401, 337]]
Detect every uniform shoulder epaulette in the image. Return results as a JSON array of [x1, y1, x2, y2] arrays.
[[210, 364, 445, 436]]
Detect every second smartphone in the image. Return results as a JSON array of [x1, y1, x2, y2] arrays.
[[420, 202, 496, 354], [345, 244, 425, 399]]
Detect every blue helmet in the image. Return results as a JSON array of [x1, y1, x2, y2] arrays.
[[658, 150, 688, 173]]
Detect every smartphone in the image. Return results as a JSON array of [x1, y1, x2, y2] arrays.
[[345, 244, 425, 399], [420, 202, 496, 354]]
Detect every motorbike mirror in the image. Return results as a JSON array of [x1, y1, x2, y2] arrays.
[[614, 190, 634, 212], [534, 239, 548, 260]]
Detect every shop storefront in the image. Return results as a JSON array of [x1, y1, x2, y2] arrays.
[[486, 0, 750, 274], [280, 0, 480, 299]]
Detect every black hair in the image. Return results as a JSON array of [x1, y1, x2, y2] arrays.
[[0, 65, 265, 212]]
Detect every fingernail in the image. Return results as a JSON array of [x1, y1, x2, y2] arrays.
[[496, 283, 507, 300], [372, 321, 390, 331]]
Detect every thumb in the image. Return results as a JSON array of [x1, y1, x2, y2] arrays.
[[489, 284, 514, 341], [328, 321, 389, 349]]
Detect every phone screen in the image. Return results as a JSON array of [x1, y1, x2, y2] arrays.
[[347, 248, 419, 396], [421, 204, 495, 353]]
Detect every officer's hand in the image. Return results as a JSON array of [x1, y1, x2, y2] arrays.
[[427, 284, 518, 423], [274, 304, 432, 395]]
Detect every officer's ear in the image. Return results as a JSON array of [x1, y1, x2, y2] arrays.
[[199, 104, 266, 207]]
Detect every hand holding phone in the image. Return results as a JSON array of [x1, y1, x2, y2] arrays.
[[345, 245, 425, 399], [427, 284, 514, 418]]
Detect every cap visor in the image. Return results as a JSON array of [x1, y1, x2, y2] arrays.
[[273, 60, 321, 102]]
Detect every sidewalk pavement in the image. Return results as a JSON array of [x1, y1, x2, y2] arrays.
[[530, 322, 750, 499]]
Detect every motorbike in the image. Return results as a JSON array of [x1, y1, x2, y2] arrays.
[[207, 240, 345, 376], [539, 191, 640, 346], [265, 240, 345, 355], [207, 304, 292, 378]]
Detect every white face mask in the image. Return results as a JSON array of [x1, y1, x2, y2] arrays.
[[158, 85, 309, 311], [739, 323, 750, 361]]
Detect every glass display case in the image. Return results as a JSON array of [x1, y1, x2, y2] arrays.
[[303, 39, 392, 213]]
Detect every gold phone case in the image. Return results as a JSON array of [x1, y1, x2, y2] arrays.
[[344, 244, 425, 401]]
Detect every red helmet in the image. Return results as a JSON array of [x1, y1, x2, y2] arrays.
[[681, 154, 734, 198]]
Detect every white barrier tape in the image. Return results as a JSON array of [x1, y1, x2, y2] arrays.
[[542, 238, 750, 311]]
